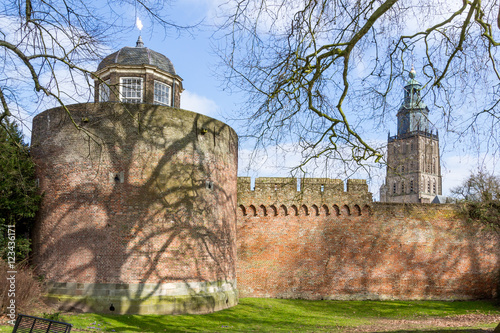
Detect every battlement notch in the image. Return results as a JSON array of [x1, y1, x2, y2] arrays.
[[237, 176, 372, 206], [347, 179, 368, 193]]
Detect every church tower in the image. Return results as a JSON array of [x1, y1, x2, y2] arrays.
[[380, 68, 442, 203]]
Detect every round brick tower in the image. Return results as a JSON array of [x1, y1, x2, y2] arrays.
[[31, 38, 239, 314]]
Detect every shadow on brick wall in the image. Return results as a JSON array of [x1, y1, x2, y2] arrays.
[[30, 103, 238, 314], [236, 202, 500, 300]]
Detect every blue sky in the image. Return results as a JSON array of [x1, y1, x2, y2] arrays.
[[8, 0, 498, 198], [127, 1, 496, 198]]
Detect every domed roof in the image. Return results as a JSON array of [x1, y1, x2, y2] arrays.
[[97, 37, 176, 75]]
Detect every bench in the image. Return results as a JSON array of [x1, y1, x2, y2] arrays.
[[12, 314, 72, 333]]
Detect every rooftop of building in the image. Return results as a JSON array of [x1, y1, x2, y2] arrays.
[[96, 36, 176, 75]]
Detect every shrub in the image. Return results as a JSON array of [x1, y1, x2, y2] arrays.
[[0, 259, 42, 315]]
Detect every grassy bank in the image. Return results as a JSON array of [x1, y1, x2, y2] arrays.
[[1, 298, 499, 332]]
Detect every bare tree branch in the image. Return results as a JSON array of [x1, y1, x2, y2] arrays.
[[216, 0, 500, 174]]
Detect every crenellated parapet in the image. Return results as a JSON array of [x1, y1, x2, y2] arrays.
[[238, 177, 372, 217]]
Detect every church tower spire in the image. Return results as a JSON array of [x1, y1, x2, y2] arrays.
[[397, 67, 430, 136], [380, 69, 442, 203]]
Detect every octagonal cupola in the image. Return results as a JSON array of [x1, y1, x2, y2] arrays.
[[93, 36, 183, 107]]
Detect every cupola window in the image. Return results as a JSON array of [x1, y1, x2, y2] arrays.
[[99, 79, 111, 102], [154, 81, 171, 105], [120, 77, 143, 103]]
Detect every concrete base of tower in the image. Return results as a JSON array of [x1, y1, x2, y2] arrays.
[[42, 280, 238, 315]]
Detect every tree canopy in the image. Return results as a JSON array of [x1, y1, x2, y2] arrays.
[[0, 117, 41, 260], [1, 0, 499, 176], [451, 170, 500, 202], [216, 0, 500, 171], [451, 170, 500, 229], [0, 0, 191, 132], [0, 0, 194, 259]]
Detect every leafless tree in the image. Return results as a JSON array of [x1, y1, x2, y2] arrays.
[[216, 0, 500, 170], [0, 0, 192, 132], [451, 169, 500, 202], [451, 169, 500, 228]]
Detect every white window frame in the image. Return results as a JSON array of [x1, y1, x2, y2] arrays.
[[120, 77, 143, 103], [99, 79, 111, 102], [153, 81, 171, 106]]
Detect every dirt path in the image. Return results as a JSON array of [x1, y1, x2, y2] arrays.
[[348, 314, 500, 332]]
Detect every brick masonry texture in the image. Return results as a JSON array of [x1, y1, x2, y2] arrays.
[[31, 103, 238, 314], [237, 180, 500, 300], [31, 101, 500, 311]]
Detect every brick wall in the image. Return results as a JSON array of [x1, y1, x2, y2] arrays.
[[30, 101, 500, 308], [31, 103, 238, 290], [237, 185, 500, 300]]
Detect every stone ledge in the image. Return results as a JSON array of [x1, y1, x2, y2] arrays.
[[44, 280, 238, 314]]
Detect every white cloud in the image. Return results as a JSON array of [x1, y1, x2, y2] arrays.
[[441, 153, 498, 196], [181, 90, 219, 117]]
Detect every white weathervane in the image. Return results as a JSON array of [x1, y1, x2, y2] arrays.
[[136, 16, 143, 31], [135, 16, 144, 47]]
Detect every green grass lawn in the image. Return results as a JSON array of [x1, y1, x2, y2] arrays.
[[1, 298, 499, 332]]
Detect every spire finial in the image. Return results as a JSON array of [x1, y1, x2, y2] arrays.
[[136, 35, 144, 48], [409, 66, 416, 79]]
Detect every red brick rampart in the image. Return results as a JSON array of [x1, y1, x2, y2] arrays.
[[31, 103, 239, 314], [237, 183, 500, 300]]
